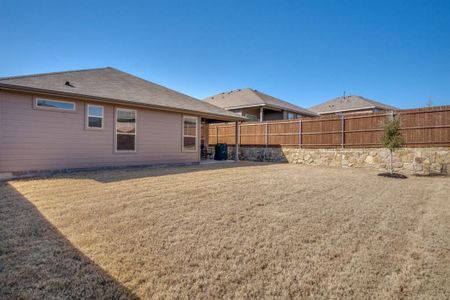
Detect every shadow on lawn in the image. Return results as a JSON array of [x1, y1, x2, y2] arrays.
[[35, 161, 277, 183], [0, 183, 138, 299]]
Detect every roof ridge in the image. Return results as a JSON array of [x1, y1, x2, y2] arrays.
[[247, 88, 267, 103], [253, 89, 312, 110], [309, 95, 397, 111], [360, 97, 396, 109], [203, 88, 246, 101], [0, 67, 111, 81]]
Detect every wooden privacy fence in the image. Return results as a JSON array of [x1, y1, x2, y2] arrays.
[[205, 106, 450, 148]]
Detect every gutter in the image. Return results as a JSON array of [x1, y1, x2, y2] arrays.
[[0, 84, 246, 122]]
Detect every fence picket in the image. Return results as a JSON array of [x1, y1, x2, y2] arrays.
[[205, 106, 450, 148]]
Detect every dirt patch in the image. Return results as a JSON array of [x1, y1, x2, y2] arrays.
[[1, 162, 449, 299]]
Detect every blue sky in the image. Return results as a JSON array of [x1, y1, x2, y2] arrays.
[[1, 0, 449, 108]]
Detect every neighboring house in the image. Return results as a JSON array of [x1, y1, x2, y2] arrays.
[[310, 95, 397, 115], [204, 88, 317, 121], [0, 67, 244, 174]]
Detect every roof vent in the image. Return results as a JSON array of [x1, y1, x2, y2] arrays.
[[65, 81, 75, 88]]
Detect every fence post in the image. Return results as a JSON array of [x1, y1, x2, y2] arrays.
[[264, 122, 268, 146], [264, 122, 268, 161], [234, 122, 240, 161], [298, 119, 302, 148], [216, 126, 219, 144], [341, 114, 345, 149]]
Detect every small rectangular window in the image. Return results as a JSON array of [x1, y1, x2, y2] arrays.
[[36, 98, 76, 111], [86, 104, 104, 129], [244, 114, 258, 121], [287, 112, 296, 120], [182, 116, 198, 152], [116, 108, 136, 152]]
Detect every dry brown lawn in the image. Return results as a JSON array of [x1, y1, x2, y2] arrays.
[[1, 162, 449, 299]]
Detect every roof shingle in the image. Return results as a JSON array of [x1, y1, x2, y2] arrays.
[[204, 88, 317, 116], [0, 67, 244, 121], [309, 95, 397, 114]]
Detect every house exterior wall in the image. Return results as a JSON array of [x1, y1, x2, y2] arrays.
[[0, 90, 200, 173]]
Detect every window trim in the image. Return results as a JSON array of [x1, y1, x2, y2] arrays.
[[85, 104, 104, 130], [182, 115, 198, 153], [34, 97, 76, 112], [114, 108, 137, 153]]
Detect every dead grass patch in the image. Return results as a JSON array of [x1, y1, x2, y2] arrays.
[[1, 162, 449, 299]]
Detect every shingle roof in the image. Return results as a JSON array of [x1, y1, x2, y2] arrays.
[[0, 67, 245, 121], [204, 88, 318, 116], [309, 95, 397, 114]]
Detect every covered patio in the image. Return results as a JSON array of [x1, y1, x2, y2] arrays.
[[200, 118, 241, 162]]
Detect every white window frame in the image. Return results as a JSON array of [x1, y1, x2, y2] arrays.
[[34, 97, 76, 112], [182, 115, 198, 153], [85, 104, 104, 130], [115, 108, 137, 153]]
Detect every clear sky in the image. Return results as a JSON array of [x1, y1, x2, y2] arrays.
[[1, 0, 449, 109]]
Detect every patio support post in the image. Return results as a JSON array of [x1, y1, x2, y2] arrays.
[[235, 121, 240, 161], [204, 122, 209, 148], [260, 107, 264, 122]]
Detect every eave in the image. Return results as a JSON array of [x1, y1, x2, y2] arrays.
[[0, 84, 246, 122]]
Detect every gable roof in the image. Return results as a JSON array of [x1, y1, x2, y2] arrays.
[[309, 95, 397, 114], [204, 88, 318, 116], [0, 67, 245, 121]]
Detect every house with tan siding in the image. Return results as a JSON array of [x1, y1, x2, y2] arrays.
[[0, 67, 244, 176], [204, 88, 317, 121]]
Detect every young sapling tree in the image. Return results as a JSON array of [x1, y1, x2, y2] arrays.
[[382, 115, 403, 174]]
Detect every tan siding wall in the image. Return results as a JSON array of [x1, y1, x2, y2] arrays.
[[0, 91, 200, 172]]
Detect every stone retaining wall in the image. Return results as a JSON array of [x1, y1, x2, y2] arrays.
[[217, 146, 450, 175]]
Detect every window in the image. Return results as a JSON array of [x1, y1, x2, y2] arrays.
[[86, 104, 104, 129], [116, 108, 136, 151], [244, 114, 258, 121], [287, 112, 296, 120], [182, 116, 198, 152], [35, 98, 75, 111]]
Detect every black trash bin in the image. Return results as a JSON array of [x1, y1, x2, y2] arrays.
[[214, 144, 228, 160]]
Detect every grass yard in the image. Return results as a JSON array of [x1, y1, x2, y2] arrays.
[[1, 162, 449, 299]]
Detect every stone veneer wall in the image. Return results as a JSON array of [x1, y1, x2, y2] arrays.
[[217, 146, 450, 175]]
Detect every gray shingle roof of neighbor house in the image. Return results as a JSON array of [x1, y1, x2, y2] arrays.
[[309, 95, 397, 114], [204, 88, 318, 117], [0, 67, 245, 121]]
